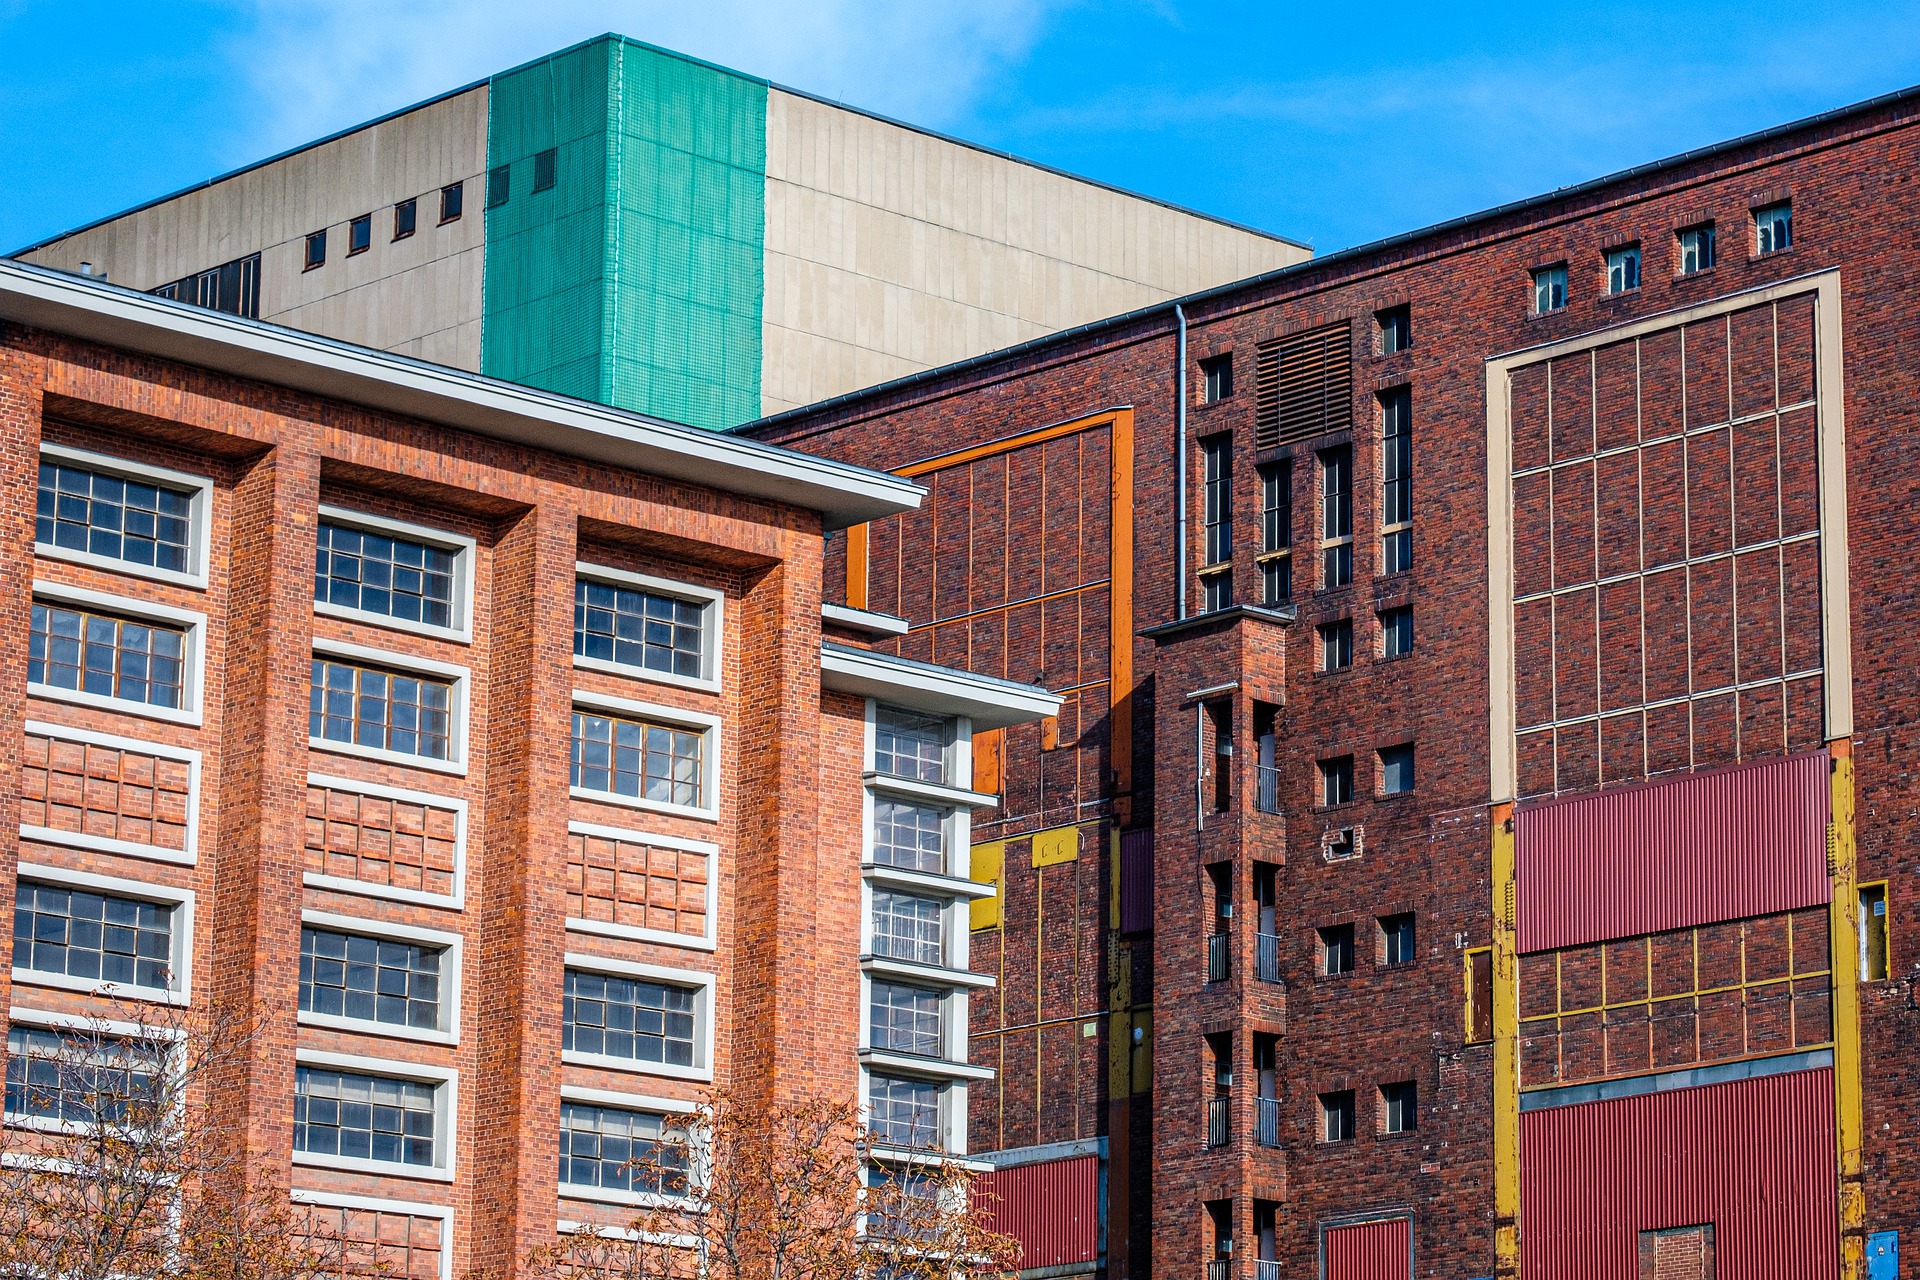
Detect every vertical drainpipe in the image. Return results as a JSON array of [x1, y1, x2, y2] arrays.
[[1175, 304, 1189, 620]]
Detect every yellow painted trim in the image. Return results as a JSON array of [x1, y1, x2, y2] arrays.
[[1828, 741, 1866, 1279], [1031, 824, 1080, 869], [1463, 945, 1494, 1044], [844, 523, 869, 611], [1491, 802, 1520, 1278], [969, 840, 1005, 932]]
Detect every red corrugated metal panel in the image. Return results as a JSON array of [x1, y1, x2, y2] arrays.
[[1119, 829, 1154, 934], [1514, 751, 1830, 952], [1325, 1217, 1411, 1280], [1520, 1067, 1838, 1280], [973, 1154, 1100, 1269]]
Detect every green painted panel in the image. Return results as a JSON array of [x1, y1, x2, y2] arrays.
[[483, 35, 766, 430]]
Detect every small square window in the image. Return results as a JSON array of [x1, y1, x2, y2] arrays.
[[533, 148, 557, 193], [1379, 744, 1415, 796], [1320, 923, 1355, 976], [1319, 1090, 1355, 1142], [1605, 245, 1640, 294], [393, 199, 417, 240], [1200, 353, 1233, 403], [440, 182, 464, 223], [1755, 201, 1793, 254], [1379, 606, 1413, 658], [1376, 305, 1411, 354], [1379, 912, 1415, 966], [348, 214, 372, 256], [487, 165, 510, 209], [1319, 619, 1353, 671], [1319, 755, 1354, 807], [1531, 265, 1567, 314], [1677, 223, 1715, 274], [304, 230, 327, 270], [1380, 1080, 1417, 1133]]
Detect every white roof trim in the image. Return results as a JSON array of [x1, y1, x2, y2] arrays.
[[819, 642, 1060, 730], [0, 261, 922, 530], [821, 602, 910, 636]]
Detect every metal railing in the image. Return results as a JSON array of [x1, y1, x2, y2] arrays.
[[1255, 1261, 1283, 1280], [1205, 1096, 1230, 1149], [1207, 931, 1231, 982], [1255, 932, 1282, 983], [1206, 1262, 1231, 1280], [1255, 763, 1281, 813], [1257, 1096, 1282, 1148]]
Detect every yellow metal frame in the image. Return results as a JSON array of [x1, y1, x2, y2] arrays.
[[1463, 945, 1493, 1045], [1492, 803, 1519, 1278], [1829, 741, 1865, 1279]]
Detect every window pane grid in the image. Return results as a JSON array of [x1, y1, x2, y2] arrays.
[[299, 927, 443, 1031], [869, 980, 942, 1058], [559, 1102, 688, 1196], [874, 708, 948, 784], [5, 1027, 158, 1124], [1202, 437, 1232, 566], [293, 1067, 436, 1167], [868, 1073, 940, 1146], [574, 580, 706, 679], [14, 882, 173, 990], [570, 712, 704, 808], [31, 603, 185, 709], [871, 891, 945, 966], [1320, 447, 1353, 589], [315, 523, 457, 630], [1381, 391, 1412, 575], [562, 970, 698, 1067], [310, 659, 452, 760], [872, 800, 946, 873], [37, 462, 193, 574]]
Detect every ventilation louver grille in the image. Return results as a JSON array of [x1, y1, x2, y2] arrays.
[[1254, 320, 1353, 449]]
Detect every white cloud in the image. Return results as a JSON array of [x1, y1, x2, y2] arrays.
[[229, 0, 1076, 154]]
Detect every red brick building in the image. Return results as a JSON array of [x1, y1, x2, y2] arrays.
[[0, 260, 1057, 1277], [745, 86, 1920, 1280]]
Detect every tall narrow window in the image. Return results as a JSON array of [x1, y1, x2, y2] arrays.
[[1380, 605, 1413, 658], [1200, 353, 1233, 403], [1319, 923, 1355, 975], [1319, 755, 1354, 807], [1754, 201, 1793, 254], [1208, 701, 1233, 814], [1258, 461, 1291, 605], [1860, 883, 1889, 981], [1380, 388, 1412, 575], [1319, 620, 1353, 672], [1319, 445, 1352, 589], [1202, 435, 1233, 612], [1380, 1081, 1417, 1133], [1678, 223, 1716, 274], [1319, 1090, 1355, 1142], [1605, 245, 1640, 294], [1379, 912, 1416, 966], [1531, 264, 1567, 314]]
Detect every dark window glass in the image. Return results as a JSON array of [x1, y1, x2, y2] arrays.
[[1203, 570, 1232, 613], [874, 707, 948, 783], [309, 659, 452, 760], [1377, 305, 1411, 354], [486, 165, 510, 209], [1320, 446, 1352, 588], [148, 253, 260, 318], [569, 711, 704, 808], [1380, 744, 1416, 795], [1755, 201, 1792, 254], [299, 927, 444, 1030], [293, 1067, 436, 1166], [1382, 1080, 1418, 1133], [562, 969, 698, 1066], [315, 521, 457, 629], [1259, 460, 1292, 606], [1203, 435, 1233, 566], [1380, 606, 1413, 658], [348, 214, 372, 255], [14, 882, 174, 990], [1381, 388, 1412, 575], [37, 460, 194, 574], [1319, 755, 1354, 807], [868, 1073, 940, 1147], [1320, 923, 1355, 975], [1320, 1090, 1355, 1142], [574, 579, 706, 679], [1532, 265, 1567, 313], [304, 230, 326, 270], [1200, 353, 1233, 403], [394, 199, 417, 239], [559, 1102, 688, 1195], [533, 148, 557, 193], [1319, 620, 1353, 672], [1380, 912, 1416, 966], [5, 1027, 158, 1124], [31, 603, 186, 709], [870, 980, 942, 1057], [440, 182, 464, 223]]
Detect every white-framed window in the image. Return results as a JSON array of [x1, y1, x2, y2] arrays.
[[29, 581, 205, 726], [868, 889, 947, 968], [313, 506, 474, 643], [302, 772, 466, 910], [12, 863, 194, 1003], [1605, 245, 1641, 295], [309, 638, 469, 775], [297, 910, 461, 1045], [872, 706, 954, 785], [22, 721, 201, 865], [569, 690, 720, 822], [565, 821, 717, 952], [560, 952, 714, 1083], [867, 978, 949, 1060], [35, 444, 212, 589], [288, 1190, 453, 1280], [868, 796, 953, 875], [3, 1008, 174, 1135], [863, 1070, 948, 1151], [557, 1085, 698, 1206], [573, 564, 723, 692], [292, 1048, 457, 1180]]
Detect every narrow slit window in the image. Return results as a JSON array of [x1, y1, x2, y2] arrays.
[[1258, 460, 1292, 605], [1380, 388, 1412, 575], [1319, 445, 1353, 589]]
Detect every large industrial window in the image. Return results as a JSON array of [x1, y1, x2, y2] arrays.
[[299, 927, 444, 1032], [5, 1026, 159, 1124], [311, 659, 452, 761], [563, 969, 699, 1067], [149, 252, 261, 319], [871, 890, 945, 966], [1258, 460, 1292, 605], [869, 981, 943, 1057], [1380, 388, 1412, 574], [871, 800, 947, 873], [1320, 445, 1353, 588], [868, 1073, 941, 1147], [37, 457, 197, 576], [574, 575, 711, 682], [570, 710, 704, 809], [32, 603, 186, 711], [314, 518, 461, 632], [13, 881, 176, 992], [293, 1067, 438, 1168], [559, 1102, 688, 1196], [874, 707, 950, 784]]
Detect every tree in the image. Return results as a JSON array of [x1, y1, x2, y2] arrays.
[[526, 1090, 1020, 1280], [0, 1000, 374, 1280]]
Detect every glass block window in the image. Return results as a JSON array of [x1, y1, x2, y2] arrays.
[[14, 882, 174, 990], [314, 522, 457, 630], [5, 1026, 158, 1124], [869, 980, 942, 1058], [871, 891, 944, 966], [310, 659, 452, 760], [570, 711, 705, 809], [31, 603, 186, 710], [562, 969, 698, 1068], [574, 579, 707, 680], [36, 461, 194, 574], [294, 1067, 437, 1167], [868, 1073, 940, 1147], [871, 800, 946, 873], [874, 707, 949, 784], [559, 1102, 688, 1196], [299, 927, 444, 1031]]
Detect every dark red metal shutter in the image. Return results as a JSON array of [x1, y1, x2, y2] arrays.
[[973, 1154, 1100, 1269], [1325, 1216, 1411, 1280], [1120, 828, 1154, 933]]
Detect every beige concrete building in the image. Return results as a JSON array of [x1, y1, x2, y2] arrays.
[[16, 34, 1308, 429]]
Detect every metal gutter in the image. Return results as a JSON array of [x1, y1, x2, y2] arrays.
[[0, 260, 921, 529]]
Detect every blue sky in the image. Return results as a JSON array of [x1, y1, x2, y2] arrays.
[[5, 1, 1920, 255]]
